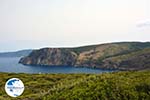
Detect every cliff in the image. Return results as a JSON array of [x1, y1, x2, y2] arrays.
[[19, 42, 150, 70]]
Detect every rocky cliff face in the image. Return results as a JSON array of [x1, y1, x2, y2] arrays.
[[19, 48, 78, 66], [19, 42, 150, 70]]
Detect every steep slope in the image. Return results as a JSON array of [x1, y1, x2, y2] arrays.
[[19, 48, 78, 66], [73, 42, 150, 67], [19, 42, 150, 70], [101, 48, 150, 70]]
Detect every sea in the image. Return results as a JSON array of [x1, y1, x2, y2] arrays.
[[0, 57, 115, 74]]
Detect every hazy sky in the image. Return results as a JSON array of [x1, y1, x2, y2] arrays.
[[0, 0, 150, 52]]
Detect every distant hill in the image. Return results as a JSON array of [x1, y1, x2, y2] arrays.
[[0, 50, 32, 57], [19, 42, 150, 70]]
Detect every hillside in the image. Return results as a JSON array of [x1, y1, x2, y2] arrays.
[[0, 71, 150, 99], [101, 48, 150, 70], [19, 42, 150, 70], [0, 50, 32, 57]]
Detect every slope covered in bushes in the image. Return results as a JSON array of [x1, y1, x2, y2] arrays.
[[0, 71, 150, 100]]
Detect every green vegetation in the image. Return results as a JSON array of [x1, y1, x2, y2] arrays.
[[0, 71, 150, 100], [72, 42, 150, 54], [104, 48, 150, 62], [100, 48, 150, 70]]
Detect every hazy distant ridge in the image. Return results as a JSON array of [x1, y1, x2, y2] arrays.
[[0, 50, 32, 57]]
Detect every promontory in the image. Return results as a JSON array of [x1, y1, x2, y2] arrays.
[[19, 42, 150, 71]]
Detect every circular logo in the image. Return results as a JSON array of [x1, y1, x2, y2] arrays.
[[5, 78, 25, 97]]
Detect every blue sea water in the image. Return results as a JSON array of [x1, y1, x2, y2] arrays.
[[0, 57, 114, 74]]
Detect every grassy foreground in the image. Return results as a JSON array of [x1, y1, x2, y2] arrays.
[[0, 71, 150, 100]]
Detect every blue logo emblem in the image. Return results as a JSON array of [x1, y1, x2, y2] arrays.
[[5, 78, 24, 97]]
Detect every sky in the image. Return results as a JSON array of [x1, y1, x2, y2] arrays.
[[0, 0, 150, 52]]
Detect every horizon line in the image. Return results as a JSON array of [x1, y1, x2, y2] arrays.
[[0, 41, 150, 53]]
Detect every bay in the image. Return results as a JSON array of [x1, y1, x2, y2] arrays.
[[0, 57, 114, 74]]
